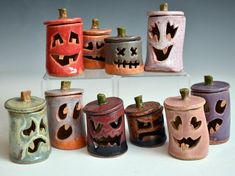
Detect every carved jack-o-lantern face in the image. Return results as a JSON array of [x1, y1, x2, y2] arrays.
[[45, 17, 84, 76], [145, 12, 186, 72]]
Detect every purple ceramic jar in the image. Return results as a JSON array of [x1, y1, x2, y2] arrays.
[[191, 75, 230, 144]]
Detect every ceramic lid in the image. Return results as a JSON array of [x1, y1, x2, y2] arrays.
[[104, 27, 141, 43], [83, 94, 123, 116], [148, 3, 184, 17], [83, 18, 112, 36], [4, 90, 46, 113], [191, 75, 230, 93], [125, 96, 162, 117], [45, 81, 83, 97], [164, 88, 205, 111], [44, 8, 82, 26]]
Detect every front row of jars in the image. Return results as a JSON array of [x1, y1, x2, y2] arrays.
[[4, 76, 230, 163]]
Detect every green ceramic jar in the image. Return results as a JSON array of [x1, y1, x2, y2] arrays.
[[4, 91, 51, 164]]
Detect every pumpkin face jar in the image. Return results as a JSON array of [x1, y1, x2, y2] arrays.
[[104, 27, 144, 75], [164, 88, 209, 160], [83, 18, 112, 69], [4, 91, 51, 164], [191, 75, 231, 145], [45, 81, 86, 150], [44, 8, 84, 77], [145, 3, 186, 72], [83, 94, 128, 157], [125, 96, 166, 147]]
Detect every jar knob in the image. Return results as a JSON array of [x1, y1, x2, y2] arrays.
[[117, 27, 126, 37], [180, 88, 189, 100], [58, 8, 68, 19], [61, 81, 71, 90], [160, 3, 168, 11], [135, 95, 144, 108], [21, 90, 31, 102], [204, 75, 213, 86], [97, 93, 108, 105], [91, 18, 100, 29]]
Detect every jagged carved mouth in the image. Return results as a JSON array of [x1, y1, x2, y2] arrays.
[[114, 60, 140, 68], [57, 124, 72, 140], [84, 55, 105, 62], [28, 138, 46, 153], [153, 45, 173, 61], [51, 54, 78, 66], [208, 119, 223, 134], [173, 136, 201, 151], [138, 129, 163, 141], [92, 134, 122, 149]]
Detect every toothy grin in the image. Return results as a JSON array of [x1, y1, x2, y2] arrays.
[[84, 55, 105, 62], [114, 60, 140, 68], [208, 119, 223, 134], [51, 54, 78, 66], [57, 124, 72, 140], [92, 134, 121, 149], [28, 138, 46, 153], [153, 45, 173, 61], [174, 136, 201, 151]]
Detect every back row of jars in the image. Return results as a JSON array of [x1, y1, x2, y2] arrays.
[[4, 76, 230, 164], [45, 3, 186, 77]]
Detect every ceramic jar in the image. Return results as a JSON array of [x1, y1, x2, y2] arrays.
[[83, 94, 128, 157], [104, 27, 144, 75], [45, 81, 86, 149], [125, 95, 166, 147], [4, 91, 51, 164], [145, 3, 186, 72], [44, 8, 84, 77], [164, 88, 209, 160], [83, 18, 112, 69], [191, 75, 231, 144]]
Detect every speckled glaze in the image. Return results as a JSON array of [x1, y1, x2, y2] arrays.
[[44, 9, 84, 77], [45, 81, 86, 150], [104, 28, 144, 75], [164, 89, 209, 160], [83, 94, 127, 157], [125, 97, 166, 147], [4, 91, 51, 164], [145, 6, 186, 72], [191, 78, 230, 144]]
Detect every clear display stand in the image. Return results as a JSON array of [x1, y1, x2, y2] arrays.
[[41, 70, 190, 105]]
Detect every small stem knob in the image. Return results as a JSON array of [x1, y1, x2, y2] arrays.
[[160, 3, 168, 11], [58, 8, 68, 19], [135, 95, 144, 108], [117, 27, 126, 37], [61, 81, 71, 90], [21, 90, 31, 102], [180, 88, 189, 100], [204, 75, 213, 86], [97, 93, 107, 105], [91, 18, 100, 29]]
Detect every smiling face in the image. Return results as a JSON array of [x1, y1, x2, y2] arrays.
[[145, 15, 185, 72], [46, 23, 84, 76], [165, 107, 209, 160], [46, 95, 86, 149], [9, 108, 51, 163]]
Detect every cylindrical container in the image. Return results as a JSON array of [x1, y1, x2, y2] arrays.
[[125, 95, 166, 147], [164, 88, 209, 160], [45, 81, 86, 149], [104, 27, 144, 75], [83, 18, 112, 69], [4, 91, 51, 164], [44, 8, 84, 77], [83, 94, 128, 157], [191, 75, 230, 144], [145, 3, 186, 72]]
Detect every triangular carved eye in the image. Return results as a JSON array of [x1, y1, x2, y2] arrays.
[[90, 120, 103, 133], [117, 48, 126, 56], [23, 121, 36, 136], [84, 42, 93, 50], [166, 22, 178, 39], [171, 116, 182, 130], [110, 116, 122, 129], [96, 42, 104, 49], [137, 120, 151, 129], [52, 33, 63, 47], [191, 117, 201, 130]]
